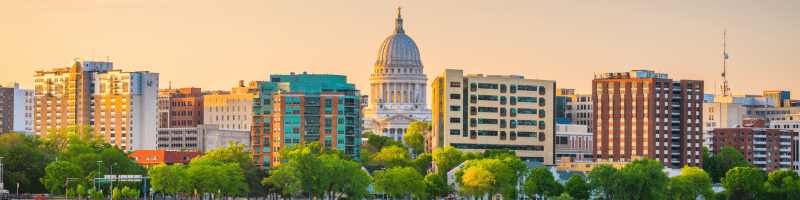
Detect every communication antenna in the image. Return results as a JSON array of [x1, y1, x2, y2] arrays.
[[720, 30, 731, 97]]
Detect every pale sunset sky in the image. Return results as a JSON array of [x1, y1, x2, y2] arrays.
[[1, 0, 798, 106]]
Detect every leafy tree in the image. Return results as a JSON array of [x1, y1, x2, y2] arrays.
[[122, 186, 139, 199], [318, 154, 371, 200], [77, 185, 87, 200], [148, 163, 187, 198], [721, 167, 764, 200], [201, 141, 271, 198], [45, 125, 105, 155], [564, 174, 589, 200], [371, 145, 412, 168], [403, 122, 430, 155], [668, 166, 714, 200], [423, 173, 452, 199], [361, 143, 379, 165], [364, 132, 404, 150], [413, 153, 432, 175], [373, 167, 425, 199], [454, 155, 524, 200], [112, 187, 122, 200], [523, 167, 562, 200], [704, 146, 752, 182], [713, 190, 729, 200], [548, 193, 575, 200], [763, 169, 800, 199], [609, 158, 669, 200], [432, 146, 464, 177], [67, 188, 76, 199], [90, 190, 104, 200], [40, 161, 84, 194], [0, 132, 52, 193], [184, 159, 248, 197], [587, 164, 618, 199]]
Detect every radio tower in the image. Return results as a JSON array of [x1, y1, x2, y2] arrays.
[[721, 30, 731, 97]]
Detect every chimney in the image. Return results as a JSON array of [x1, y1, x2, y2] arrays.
[[303, 71, 307, 75], [239, 80, 244, 87]]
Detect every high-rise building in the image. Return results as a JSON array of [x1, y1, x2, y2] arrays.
[[0, 83, 34, 135], [245, 73, 362, 169], [363, 9, 431, 141], [764, 91, 790, 107], [158, 87, 204, 128], [593, 70, 704, 169], [431, 69, 556, 165], [709, 120, 795, 173], [33, 61, 159, 151]]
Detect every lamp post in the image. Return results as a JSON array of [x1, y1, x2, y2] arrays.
[[1, 157, 4, 194], [110, 163, 116, 192], [96, 161, 102, 190]]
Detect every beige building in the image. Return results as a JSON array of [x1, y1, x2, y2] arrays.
[[204, 94, 254, 131], [432, 69, 556, 165], [156, 124, 250, 152], [555, 124, 593, 162], [33, 61, 159, 151], [565, 94, 593, 131]]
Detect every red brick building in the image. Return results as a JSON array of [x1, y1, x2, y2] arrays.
[[128, 150, 203, 169], [593, 70, 704, 169], [158, 88, 204, 128], [709, 120, 795, 173]]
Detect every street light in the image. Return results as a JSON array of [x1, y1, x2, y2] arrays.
[[110, 163, 117, 195], [1, 157, 4, 194], [96, 161, 102, 190]]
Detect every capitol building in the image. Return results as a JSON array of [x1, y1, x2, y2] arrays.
[[363, 9, 431, 141]]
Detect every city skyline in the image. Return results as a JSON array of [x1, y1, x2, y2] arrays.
[[2, 0, 799, 108]]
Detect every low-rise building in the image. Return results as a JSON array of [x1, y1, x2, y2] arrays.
[[128, 150, 203, 169], [156, 124, 250, 152], [555, 124, 593, 161], [708, 120, 795, 173], [766, 114, 800, 171]]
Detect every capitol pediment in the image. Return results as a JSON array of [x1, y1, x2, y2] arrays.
[[379, 114, 417, 125]]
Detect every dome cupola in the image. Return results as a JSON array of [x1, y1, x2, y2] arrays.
[[375, 7, 422, 67]]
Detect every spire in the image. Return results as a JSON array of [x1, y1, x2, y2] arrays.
[[394, 7, 404, 34]]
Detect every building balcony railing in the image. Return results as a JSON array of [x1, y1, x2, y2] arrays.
[[672, 94, 681, 99], [671, 134, 680, 139], [780, 135, 792, 139], [754, 161, 767, 165], [754, 141, 767, 145], [671, 142, 680, 147], [780, 168, 790, 171], [304, 123, 320, 126], [780, 148, 791, 152], [780, 142, 792, 145], [780, 155, 792, 159], [754, 148, 767, 151], [754, 135, 767, 138], [754, 154, 767, 158], [304, 112, 321, 116], [305, 102, 321, 106], [779, 162, 792, 165], [671, 151, 680, 155], [305, 132, 320, 136], [671, 159, 680, 163]]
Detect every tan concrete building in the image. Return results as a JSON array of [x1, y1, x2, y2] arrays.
[[593, 70, 704, 169], [33, 61, 159, 151], [204, 94, 253, 131], [431, 69, 556, 165], [156, 124, 250, 152]]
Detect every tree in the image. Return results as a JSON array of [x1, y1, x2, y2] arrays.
[[90, 190, 104, 200], [371, 145, 412, 168], [423, 173, 452, 199], [721, 167, 764, 200], [587, 164, 618, 199], [373, 167, 425, 199], [44, 125, 105, 154], [40, 161, 84, 194], [0, 132, 52, 193], [112, 187, 122, 200], [564, 174, 589, 200], [668, 166, 714, 200], [413, 153, 432, 175], [610, 158, 669, 200], [148, 164, 187, 198], [365, 132, 404, 150], [548, 193, 575, 200], [454, 157, 523, 200], [763, 169, 800, 199], [201, 141, 271, 198], [523, 167, 562, 200], [122, 186, 139, 199], [432, 146, 464, 178], [184, 159, 248, 197], [403, 122, 429, 155], [318, 154, 371, 200], [704, 146, 752, 182], [76, 185, 87, 200]]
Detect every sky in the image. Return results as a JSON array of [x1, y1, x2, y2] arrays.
[[1, 0, 798, 107]]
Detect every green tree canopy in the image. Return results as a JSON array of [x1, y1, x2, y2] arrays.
[[432, 146, 464, 178], [704, 146, 752, 182], [423, 173, 452, 199], [403, 121, 430, 155], [611, 158, 669, 200], [587, 164, 619, 199], [40, 161, 84, 194], [564, 174, 590, 200], [522, 167, 562, 200], [413, 153, 433, 176], [148, 163, 188, 197], [371, 145, 412, 168], [183, 159, 248, 197], [763, 169, 800, 199], [721, 167, 764, 200], [0, 132, 52, 193], [373, 167, 425, 199], [669, 166, 714, 200]]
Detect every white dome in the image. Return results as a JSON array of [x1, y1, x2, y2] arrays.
[[374, 13, 422, 67]]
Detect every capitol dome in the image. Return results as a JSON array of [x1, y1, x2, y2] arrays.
[[375, 11, 422, 67]]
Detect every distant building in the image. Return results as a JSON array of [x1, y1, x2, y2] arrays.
[[0, 83, 33, 135], [564, 94, 593, 131], [158, 88, 204, 128], [33, 61, 159, 151], [744, 107, 800, 127], [593, 70, 704, 169], [128, 150, 203, 169], [431, 69, 556, 165], [156, 124, 249, 152], [764, 91, 790, 107], [555, 124, 593, 162], [708, 120, 795, 173], [204, 93, 253, 131], [766, 114, 800, 171]]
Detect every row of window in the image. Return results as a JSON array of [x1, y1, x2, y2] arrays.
[[451, 143, 545, 151]]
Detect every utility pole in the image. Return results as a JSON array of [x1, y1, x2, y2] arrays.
[[1, 157, 4, 194], [96, 161, 102, 190]]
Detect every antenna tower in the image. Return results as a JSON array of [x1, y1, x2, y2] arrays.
[[721, 30, 731, 97]]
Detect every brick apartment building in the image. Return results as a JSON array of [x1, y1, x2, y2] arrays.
[[593, 70, 704, 169], [158, 87, 204, 128], [709, 119, 795, 172]]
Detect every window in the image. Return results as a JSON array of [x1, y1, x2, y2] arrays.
[[518, 97, 537, 103], [450, 94, 461, 99], [518, 108, 537, 114], [477, 95, 498, 101], [478, 83, 498, 89], [450, 118, 461, 123], [477, 130, 498, 136], [477, 107, 498, 113], [539, 86, 546, 95], [450, 129, 461, 135], [477, 118, 498, 124], [518, 85, 537, 91], [450, 82, 461, 87], [518, 120, 537, 125], [470, 95, 477, 103], [510, 85, 517, 93], [517, 132, 535, 137], [450, 106, 461, 111], [500, 84, 507, 93]]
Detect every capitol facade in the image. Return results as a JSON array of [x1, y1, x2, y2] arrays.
[[363, 9, 431, 141]]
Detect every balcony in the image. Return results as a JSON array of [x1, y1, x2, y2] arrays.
[[304, 122, 321, 126], [671, 151, 680, 155], [780, 148, 791, 152], [780, 155, 792, 159], [780, 135, 792, 139], [305, 131, 320, 136], [671, 103, 680, 107], [671, 134, 680, 139], [671, 142, 680, 147], [305, 102, 321, 106], [754, 161, 767, 165], [304, 112, 321, 116], [754, 148, 767, 151], [780, 162, 792, 165], [754, 154, 767, 158], [780, 142, 792, 145], [672, 94, 681, 99], [754, 141, 767, 145], [754, 135, 767, 138], [671, 159, 680, 163], [671, 127, 680, 131]]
